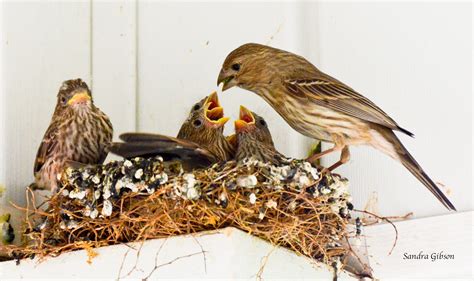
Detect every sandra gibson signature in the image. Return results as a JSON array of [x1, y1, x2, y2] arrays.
[[403, 251, 454, 262]]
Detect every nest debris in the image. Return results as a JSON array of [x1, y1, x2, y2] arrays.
[[2, 156, 357, 273]]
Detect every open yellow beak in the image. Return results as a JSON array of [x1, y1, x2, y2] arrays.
[[67, 91, 91, 105], [204, 91, 229, 127], [212, 116, 230, 126], [234, 119, 248, 131], [234, 105, 255, 131]]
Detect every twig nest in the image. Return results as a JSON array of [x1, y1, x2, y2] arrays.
[[11, 156, 358, 276]]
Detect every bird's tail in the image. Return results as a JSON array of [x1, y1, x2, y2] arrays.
[[371, 128, 456, 211], [109, 133, 218, 169]]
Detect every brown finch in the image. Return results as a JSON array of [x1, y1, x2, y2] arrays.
[[217, 43, 455, 210], [34, 79, 113, 192], [109, 92, 235, 169], [234, 106, 285, 165]]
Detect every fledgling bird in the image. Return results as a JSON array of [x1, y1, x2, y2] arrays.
[[217, 43, 455, 210], [234, 106, 286, 165], [34, 79, 113, 192], [109, 92, 235, 169]]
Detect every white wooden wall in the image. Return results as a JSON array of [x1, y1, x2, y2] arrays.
[[317, 2, 472, 218], [0, 1, 471, 219]]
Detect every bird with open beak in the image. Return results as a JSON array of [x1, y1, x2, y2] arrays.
[[234, 106, 286, 165], [34, 79, 113, 192], [109, 92, 235, 170], [217, 43, 455, 211]]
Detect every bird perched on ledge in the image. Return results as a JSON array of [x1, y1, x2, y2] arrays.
[[109, 92, 235, 170], [34, 79, 113, 192], [234, 106, 286, 165], [217, 43, 455, 210]]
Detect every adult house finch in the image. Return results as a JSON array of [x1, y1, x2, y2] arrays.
[[234, 106, 286, 165], [109, 92, 235, 169], [34, 79, 113, 192], [217, 43, 455, 211]]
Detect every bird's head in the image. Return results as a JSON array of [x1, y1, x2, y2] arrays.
[[57, 78, 93, 110], [217, 43, 284, 93], [178, 92, 230, 139], [217, 43, 317, 96], [177, 92, 234, 161], [187, 92, 229, 130], [234, 105, 274, 147]]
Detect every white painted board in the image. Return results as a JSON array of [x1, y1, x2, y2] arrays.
[[365, 211, 473, 279], [136, 1, 307, 158], [91, 0, 137, 141], [0, 227, 354, 280], [316, 2, 472, 217], [0, 1, 91, 206]]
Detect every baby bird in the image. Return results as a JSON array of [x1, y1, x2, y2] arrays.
[[234, 106, 286, 165], [109, 92, 235, 170]]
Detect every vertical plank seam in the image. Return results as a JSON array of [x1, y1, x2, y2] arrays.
[[89, 0, 94, 90], [134, 0, 139, 131], [298, 2, 322, 159]]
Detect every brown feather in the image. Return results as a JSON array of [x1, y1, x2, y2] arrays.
[[284, 78, 413, 136]]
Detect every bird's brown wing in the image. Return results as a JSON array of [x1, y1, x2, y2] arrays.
[[34, 120, 60, 173], [284, 78, 414, 136]]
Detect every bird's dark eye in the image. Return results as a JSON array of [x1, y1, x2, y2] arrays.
[[193, 104, 201, 111], [259, 119, 267, 127], [231, 63, 241, 71], [60, 96, 68, 104], [193, 119, 203, 127]]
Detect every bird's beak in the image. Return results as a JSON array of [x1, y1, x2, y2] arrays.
[[204, 91, 229, 127], [68, 90, 91, 105], [217, 68, 235, 92], [235, 105, 255, 131]]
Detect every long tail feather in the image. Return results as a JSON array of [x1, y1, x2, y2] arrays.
[[398, 148, 456, 210], [120, 132, 181, 143], [375, 129, 456, 211], [109, 141, 217, 169]]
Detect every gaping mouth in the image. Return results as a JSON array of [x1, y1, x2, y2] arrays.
[[204, 91, 229, 126], [235, 105, 255, 131]]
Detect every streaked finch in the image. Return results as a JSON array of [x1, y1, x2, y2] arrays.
[[217, 43, 455, 210], [109, 92, 235, 169], [34, 79, 113, 192], [234, 106, 285, 165]]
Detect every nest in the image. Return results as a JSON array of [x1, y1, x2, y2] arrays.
[[3, 156, 356, 273]]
